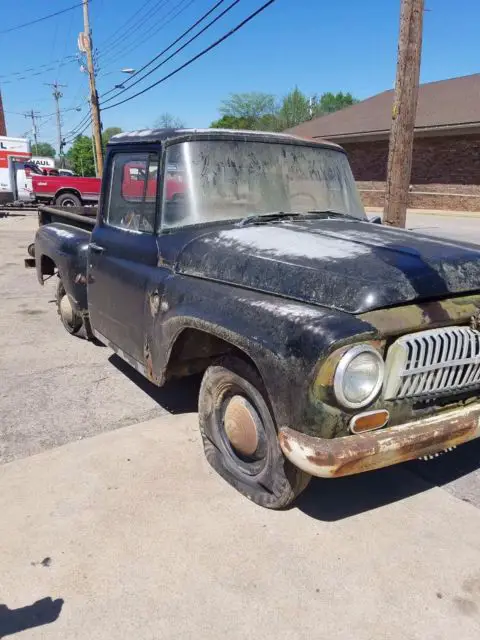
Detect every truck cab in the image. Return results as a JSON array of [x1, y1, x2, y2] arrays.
[[28, 128, 480, 509], [0, 136, 34, 204]]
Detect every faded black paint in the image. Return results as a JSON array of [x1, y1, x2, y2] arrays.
[[30, 129, 480, 443], [174, 219, 480, 314], [34, 222, 90, 314]]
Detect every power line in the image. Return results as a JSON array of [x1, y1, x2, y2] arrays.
[[101, 0, 224, 98], [102, 0, 276, 111], [0, 59, 77, 84], [101, 0, 240, 105], [97, 0, 172, 62], [63, 117, 92, 144], [0, 56, 77, 79], [64, 110, 92, 141], [96, 0, 162, 65], [56, 6, 78, 82], [0, 2, 85, 35], [97, 0, 193, 73]]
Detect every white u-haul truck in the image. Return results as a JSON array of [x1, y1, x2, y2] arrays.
[[0, 136, 34, 205]]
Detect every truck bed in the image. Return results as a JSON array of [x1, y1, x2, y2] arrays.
[[38, 205, 97, 232]]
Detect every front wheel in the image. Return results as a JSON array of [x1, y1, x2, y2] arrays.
[[56, 279, 82, 335], [199, 357, 311, 509]]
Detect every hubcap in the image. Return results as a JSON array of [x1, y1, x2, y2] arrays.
[[223, 395, 261, 457], [59, 294, 74, 325]]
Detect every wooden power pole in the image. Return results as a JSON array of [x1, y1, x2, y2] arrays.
[[26, 109, 40, 154], [383, 0, 424, 228], [82, 0, 103, 177], [45, 82, 67, 165]]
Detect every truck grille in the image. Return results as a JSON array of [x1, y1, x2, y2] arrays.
[[383, 326, 480, 400]]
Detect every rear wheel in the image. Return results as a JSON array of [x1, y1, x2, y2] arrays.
[[56, 279, 82, 335], [199, 357, 310, 509], [55, 192, 81, 207]]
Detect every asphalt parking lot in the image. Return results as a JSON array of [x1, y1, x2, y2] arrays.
[[1, 210, 480, 638], [0, 213, 199, 465]]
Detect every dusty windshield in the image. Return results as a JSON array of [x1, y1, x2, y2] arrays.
[[161, 139, 365, 229]]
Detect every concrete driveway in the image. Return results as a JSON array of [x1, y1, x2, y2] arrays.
[[2, 415, 480, 639], [2, 210, 480, 638]]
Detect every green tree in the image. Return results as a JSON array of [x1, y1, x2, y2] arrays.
[[312, 92, 359, 116], [102, 126, 123, 148], [66, 135, 95, 177], [277, 87, 311, 129], [30, 141, 56, 157], [210, 114, 256, 130], [154, 113, 185, 128], [220, 92, 277, 121]]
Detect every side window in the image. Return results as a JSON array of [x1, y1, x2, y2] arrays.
[[105, 152, 159, 233]]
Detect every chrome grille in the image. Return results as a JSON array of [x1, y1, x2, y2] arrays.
[[384, 326, 480, 400]]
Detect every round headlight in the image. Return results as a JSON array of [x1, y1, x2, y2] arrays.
[[334, 345, 384, 409]]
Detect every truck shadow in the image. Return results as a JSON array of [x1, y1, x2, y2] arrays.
[[0, 597, 64, 638], [296, 439, 480, 521], [108, 354, 200, 414]]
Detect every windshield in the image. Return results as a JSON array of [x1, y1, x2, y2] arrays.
[[161, 140, 365, 229]]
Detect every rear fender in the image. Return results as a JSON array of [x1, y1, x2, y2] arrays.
[[34, 223, 90, 314]]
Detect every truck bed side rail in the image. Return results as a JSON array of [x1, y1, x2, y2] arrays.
[[38, 205, 97, 231]]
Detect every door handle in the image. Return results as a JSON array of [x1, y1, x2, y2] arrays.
[[90, 243, 105, 254]]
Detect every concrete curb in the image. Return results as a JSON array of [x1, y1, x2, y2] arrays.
[[366, 206, 480, 219]]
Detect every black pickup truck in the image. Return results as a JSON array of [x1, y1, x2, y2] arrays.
[[27, 128, 480, 509]]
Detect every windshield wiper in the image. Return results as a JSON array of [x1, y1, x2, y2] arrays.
[[303, 210, 363, 221], [237, 211, 301, 227], [237, 209, 363, 227]]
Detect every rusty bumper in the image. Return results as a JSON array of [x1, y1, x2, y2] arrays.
[[278, 403, 480, 478]]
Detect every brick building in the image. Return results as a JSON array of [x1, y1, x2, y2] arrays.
[[287, 74, 480, 211]]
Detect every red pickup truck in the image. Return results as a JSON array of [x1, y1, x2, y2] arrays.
[[29, 161, 184, 207]]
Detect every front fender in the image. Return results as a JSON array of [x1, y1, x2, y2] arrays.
[[149, 275, 376, 437], [34, 223, 90, 314]]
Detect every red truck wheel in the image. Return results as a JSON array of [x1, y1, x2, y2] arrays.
[[55, 192, 81, 207]]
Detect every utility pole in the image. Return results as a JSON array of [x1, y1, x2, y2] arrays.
[[82, 0, 103, 177], [383, 0, 424, 228], [26, 110, 40, 154], [90, 102, 98, 176], [45, 82, 67, 166]]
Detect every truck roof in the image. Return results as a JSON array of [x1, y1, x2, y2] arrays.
[[107, 128, 343, 152]]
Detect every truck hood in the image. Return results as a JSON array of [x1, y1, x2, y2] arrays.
[[174, 218, 480, 314]]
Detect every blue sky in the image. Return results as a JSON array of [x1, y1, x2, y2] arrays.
[[1, 0, 479, 150]]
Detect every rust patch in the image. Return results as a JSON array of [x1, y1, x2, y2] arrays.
[[144, 341, 159, 384], [148, 290, 160, 317], [279, 402, 480, 478]]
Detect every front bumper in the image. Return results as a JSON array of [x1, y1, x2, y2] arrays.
[[278, 403, 480, 478]]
